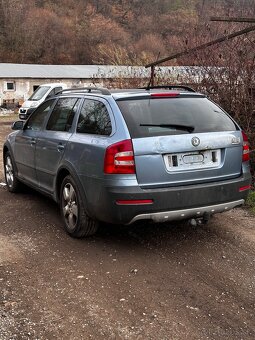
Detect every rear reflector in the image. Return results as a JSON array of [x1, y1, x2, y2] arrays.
[[116, 199, 153, 205], [239, 185, 251, 192], [104, 139, 135, 174], [150, 92, 180, 98], [242, 131, 250, 162]]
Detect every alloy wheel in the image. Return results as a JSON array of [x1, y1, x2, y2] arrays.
[[62, 182, 78, 231], [5, 155, 14, 188]]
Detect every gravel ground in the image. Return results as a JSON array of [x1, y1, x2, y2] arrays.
[[0, 116, 255, 339]]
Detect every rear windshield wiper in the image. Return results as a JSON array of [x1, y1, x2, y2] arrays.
[[140, 123, 195, 133]]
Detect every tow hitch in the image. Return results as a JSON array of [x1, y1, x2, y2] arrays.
[[189, 212, 211, 227]]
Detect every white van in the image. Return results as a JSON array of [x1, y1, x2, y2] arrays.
[[19, 83, 67, 120]]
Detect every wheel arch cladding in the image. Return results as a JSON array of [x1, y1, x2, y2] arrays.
[[55, 164, 88, 208], [56, 168, 70, 202]]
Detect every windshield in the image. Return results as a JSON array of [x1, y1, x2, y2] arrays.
[[29, 86, 51, 101], [117, 97, 237, 138]]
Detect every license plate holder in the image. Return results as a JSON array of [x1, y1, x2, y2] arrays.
[[164, 149, 221, 171]]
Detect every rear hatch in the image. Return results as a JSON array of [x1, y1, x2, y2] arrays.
[[116, 93, 243, 188]]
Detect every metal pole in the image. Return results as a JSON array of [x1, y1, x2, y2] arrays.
[[145, 25, 255, 68], [210, 17, 255, 23]]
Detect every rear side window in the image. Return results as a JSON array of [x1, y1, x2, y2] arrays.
[[77, 99, 112, 135], [117, 97, 237, 138], [46, 97, 80, 132]]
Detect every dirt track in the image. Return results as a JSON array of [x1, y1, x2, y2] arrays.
[[0, 117, 255, 339]]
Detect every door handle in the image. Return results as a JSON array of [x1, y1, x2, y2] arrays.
[[57, 144, 65, 152], [30, 138, 36, 145]]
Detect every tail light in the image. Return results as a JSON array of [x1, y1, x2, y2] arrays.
[[242, 131, 250, 162], [104, 139, 135, 174]]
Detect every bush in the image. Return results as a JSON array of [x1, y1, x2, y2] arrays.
[[246, 191, 255, 214]]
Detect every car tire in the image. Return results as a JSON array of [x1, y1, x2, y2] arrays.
[[4, 151, 21, 193], [60, 175, 98, 238]]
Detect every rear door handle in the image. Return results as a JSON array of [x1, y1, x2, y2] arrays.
[[30, 138, 36, 146], [57, 144, 65, 152]]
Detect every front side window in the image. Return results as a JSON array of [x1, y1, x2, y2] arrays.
[[29, 86, 50, 101], [77, 99, 112, 135], [47, 87, 63, 99], [53, 87, 63, 95], [46, 97, 80, 132], [25, 99, 55, 131]]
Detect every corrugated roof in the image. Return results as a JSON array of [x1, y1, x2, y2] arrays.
[[0, 63, 152, 79], [0, 63, 198, 79]]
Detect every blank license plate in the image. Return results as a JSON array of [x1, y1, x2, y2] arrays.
[[164, 149, 221, 171]]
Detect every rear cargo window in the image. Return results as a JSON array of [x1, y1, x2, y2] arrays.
[[117, 97, 237, 138]]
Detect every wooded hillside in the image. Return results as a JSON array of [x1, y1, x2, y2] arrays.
[[0, 0, 255, 179], [0, 0, 254, 65]]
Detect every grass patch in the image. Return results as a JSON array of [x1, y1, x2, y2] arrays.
[[246, 190, 255, 214]]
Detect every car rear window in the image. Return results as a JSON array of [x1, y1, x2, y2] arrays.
[[116, 97, 237, 138]]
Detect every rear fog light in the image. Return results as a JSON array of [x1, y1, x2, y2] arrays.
[[239, 185, 251, 192], [116, 199, 153, 205]]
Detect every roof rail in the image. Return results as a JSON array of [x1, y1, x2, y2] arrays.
[[142, 85, 196, 93], [56, 87, 111, 96]]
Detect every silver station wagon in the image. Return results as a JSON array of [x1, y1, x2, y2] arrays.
[[3, 86, 251, 237]]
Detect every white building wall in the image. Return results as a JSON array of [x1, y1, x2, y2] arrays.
[[0, 78, 106, 106]]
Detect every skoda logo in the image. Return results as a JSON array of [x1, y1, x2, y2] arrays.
[[191, 137, 200, 147]]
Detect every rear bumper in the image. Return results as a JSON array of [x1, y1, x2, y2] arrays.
[[128, 199, 244, 224], [84, 173, 251, 224]]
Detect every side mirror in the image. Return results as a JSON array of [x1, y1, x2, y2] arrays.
[[12, 121, 24, 130]]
